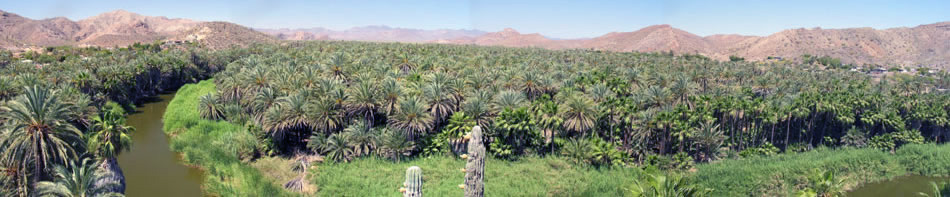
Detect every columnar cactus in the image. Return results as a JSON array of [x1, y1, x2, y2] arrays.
[[401, 166, 423, 197], [463, 126, 485, 197]]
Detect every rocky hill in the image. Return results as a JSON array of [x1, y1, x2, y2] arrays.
[[0, 9, 273, 49], [444, 23, 950, 67], [1, 9, 947, 66]]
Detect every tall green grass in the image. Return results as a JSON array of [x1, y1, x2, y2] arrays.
[[695, 144, 950, 196], [311, 156, 641, 196], [163, 80, 293, 196]]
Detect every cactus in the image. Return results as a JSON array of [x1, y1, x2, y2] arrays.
[[402, 166, 423, 197], [463, 126, 485, 197]]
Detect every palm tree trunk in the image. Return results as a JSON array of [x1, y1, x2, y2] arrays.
[[97, 158, 126, 194]]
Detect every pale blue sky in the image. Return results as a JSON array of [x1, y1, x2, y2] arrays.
[[2, 0, 948, 38]]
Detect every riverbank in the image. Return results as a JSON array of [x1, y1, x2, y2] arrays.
[[694, 143, 950, 196], [163, 80, 292, 196], [118, 93, 204, 196]]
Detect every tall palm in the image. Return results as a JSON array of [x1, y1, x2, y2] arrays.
[[251, 87, 280, 123], [308, 96, 344, 134], [86, 105, 134, 194], [380, 78, 402, 116], [388, 96, 434, 140], [0, 86, 82, 187], [558, 93, 597, 136], [345, 81, 379, 125], [34, 158, 123, 197], [262, 94, 313, 147], [422, 82, 456, 125]]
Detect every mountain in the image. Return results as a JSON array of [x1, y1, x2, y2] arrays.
[[441, 28, 584, 49], [0, 10, 80, 47], [73, 10, 199, 46], [445, 23, 950, 67], [581, 25, 711, 54], [1, 9, 947, 67], [257, 25, 486, 43], [0, 9, 273, 49], [169, 21, 277, 49], [719, 23, 950, 66]]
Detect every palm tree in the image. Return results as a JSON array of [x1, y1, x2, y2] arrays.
[[376, 127, 414, 162], [561, 139, 593, 164], [86, 104, 134, 194], [251, 87, 280, 123], [388, 96, 434, 140], [198, 93, 224, 120], [0, 86, 83, 187], [380, 78, 402, 116], [558, 92, 597, 136], [308, 96, 344, 134], [321, 133, 354, 162], [628, 170, 710, 197], [494, 90, 526, 111], [345, 81, 379, 125], [422, 82, 456, 125], [462, 90, 496, 128], [34, 158, 124, 197], [342, 121, 377, 157], [692, 120, 724, 162]]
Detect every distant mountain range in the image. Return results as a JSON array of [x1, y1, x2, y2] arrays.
[[1, 9, 948, 67], [256, 26, 486, 43]]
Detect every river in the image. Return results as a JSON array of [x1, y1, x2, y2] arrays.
[[116, 93, 205, 197], [847, 175, 949, 197]]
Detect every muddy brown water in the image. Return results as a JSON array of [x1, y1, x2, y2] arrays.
[[117, 93, 205, 196], [846, 175, 949, 197]]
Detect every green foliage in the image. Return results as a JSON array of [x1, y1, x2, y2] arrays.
[[0, 86, 82, 188], [739, 142, 779, 157], [696, 143, 950, 196], [795, 169, 846, 197], [162, 80, 292, 196], [87, 102, 135, 159], [312, 156, 639, 196], [919, 181, 950, 197], [729, 55, 745, 62], [840, 127, 868, 148], [490, 107, 541, 158], [628, 170, 710, 197], [34, 158, 124, 197]]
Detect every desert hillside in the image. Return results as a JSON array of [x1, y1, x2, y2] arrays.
[[0, 9, 273, 49], [1, 9, 947, 67]]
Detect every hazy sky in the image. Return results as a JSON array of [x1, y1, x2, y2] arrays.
[[3, 0, 949, 38]]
